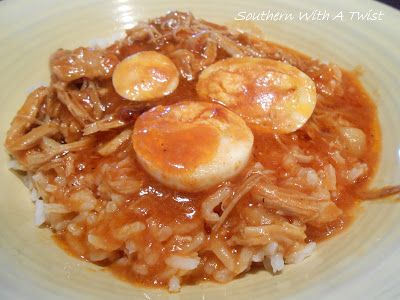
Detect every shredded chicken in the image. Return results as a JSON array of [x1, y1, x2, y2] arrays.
[[50, 48, 119, 82], [358, 185, 400, 200]]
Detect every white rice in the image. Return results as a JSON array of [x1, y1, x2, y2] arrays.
[[88, 250, 109, 262], [115, 222, 146, 240], [252, 250, 265, 263], [87, 32, 126, 49], [213, 268, 232, 283], [115, 257, 129, 266], [305, 168, 320, 187], [67, 223, 83, 237], [105, 201, 118, 213], [30, 188, 40, 203], [165, 255, 200, 270], [44, 203, 69, 214], [270, 253, 284, 273], [286, 242, 316, 264], [54, 220, 69, 232], [22, 174, 33, 190], [168, 276, 181, 293], [44, 184, 57, 193], [34, 200, 45, 226], [264, 242, 278, 256], [7, 159, 26, 171], [54, 176, 66, 186], [125, 240, 137, 255], [88, 234, 109, 250], [346, 163, 368, 183], [132, 263, 149, 275]]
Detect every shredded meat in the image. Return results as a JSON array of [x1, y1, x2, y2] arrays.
[[50, 47, 119, 82]]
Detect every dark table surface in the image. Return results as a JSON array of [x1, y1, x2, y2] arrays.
[[378, 0, 400, 9], [0, 0, 398, 10], [0, 0, 397, 8]]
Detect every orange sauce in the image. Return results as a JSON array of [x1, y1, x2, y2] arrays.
[[134, 109, 220, 174], [52, 37, 380, 287]]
